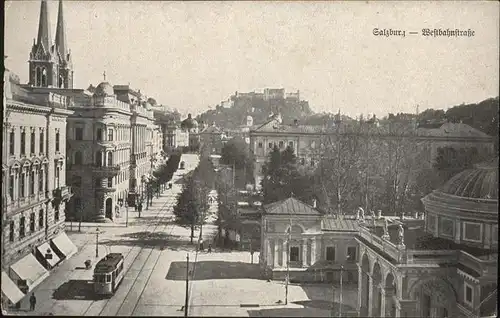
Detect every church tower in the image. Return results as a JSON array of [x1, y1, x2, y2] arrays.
[[55, 0, 73, 88], [29, 0, 59, 87]]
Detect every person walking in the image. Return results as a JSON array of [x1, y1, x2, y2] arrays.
[[29, 293, 36, 311], [207, 243, 212, 253]]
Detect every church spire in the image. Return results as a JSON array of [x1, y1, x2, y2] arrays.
[[55, 0, 68, 61], [36, 0, 51, 52]]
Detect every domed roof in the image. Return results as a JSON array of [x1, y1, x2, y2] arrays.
[[93, 82, 114, 97], [440, 157, 498, 200], [181, 114, 198, 129], [147, 97, 157, 106]]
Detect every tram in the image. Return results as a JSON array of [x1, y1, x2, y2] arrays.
[[93, 253, 125, 296]]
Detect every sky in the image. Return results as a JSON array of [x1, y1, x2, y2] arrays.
[[4, 1, 499, 119]]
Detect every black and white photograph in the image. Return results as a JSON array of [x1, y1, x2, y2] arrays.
[[2, 0, 498, 316]]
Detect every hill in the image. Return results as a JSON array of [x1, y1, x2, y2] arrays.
[[196, 90, 313, 128]]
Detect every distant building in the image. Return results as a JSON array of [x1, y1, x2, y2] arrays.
[[356, 158, 498, 318], [199, 124, 225, 156]]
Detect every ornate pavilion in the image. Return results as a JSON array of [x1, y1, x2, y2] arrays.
[[356, 158, 498, 317]]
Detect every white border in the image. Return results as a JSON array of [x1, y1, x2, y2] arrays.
[[462, 221, 483, 243]]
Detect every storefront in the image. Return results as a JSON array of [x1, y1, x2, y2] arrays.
[[9, 253, 49, 293], [50, 232, 78, 260]]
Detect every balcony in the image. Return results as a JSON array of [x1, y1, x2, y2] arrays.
[[92, 164, 121, 176], [53, 186, 73, 202]]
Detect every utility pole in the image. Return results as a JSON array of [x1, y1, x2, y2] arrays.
[[184, 253, 189, 318], [339, 265, 343, 318], [95, 227, 100, 258]]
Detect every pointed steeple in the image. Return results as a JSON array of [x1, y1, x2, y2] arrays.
[[55, 0, 68, 61], [36, 0, 51, 52]]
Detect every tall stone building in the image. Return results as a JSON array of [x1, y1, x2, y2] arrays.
[[2, 67, 74, 305]]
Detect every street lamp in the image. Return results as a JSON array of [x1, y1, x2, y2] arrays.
[[95, 227, 101, 258], [125, 200, 129, 227]]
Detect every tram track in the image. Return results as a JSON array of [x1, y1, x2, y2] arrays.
[[80, 195, 175, 316]]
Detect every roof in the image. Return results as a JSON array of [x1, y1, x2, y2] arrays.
[[321, 218, 360, 232], [263, 197, 321, 216], [94, 82, 114, 97], [439, 157, 498, 200], [94, 253, 124, 273], [416, 122, 492, 139]]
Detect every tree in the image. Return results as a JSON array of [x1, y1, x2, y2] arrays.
[[220, 136, 255, 186], [173, 175, 199, 243], [260, 145, 306, 204]]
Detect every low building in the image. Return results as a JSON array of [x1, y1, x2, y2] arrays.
[[260, 197, 360, 284], [356, 158, 498, 318]]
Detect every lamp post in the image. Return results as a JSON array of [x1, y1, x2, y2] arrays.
[[95, 227, 101, 258], [339, 265, 344, 318], [184, 253, 189, 317]]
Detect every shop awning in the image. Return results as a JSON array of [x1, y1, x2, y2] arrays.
[[10, 253, 49, 292], [51, 232, 77, 259], [36, 242, 61, 269], [1, 271, 24, 304]]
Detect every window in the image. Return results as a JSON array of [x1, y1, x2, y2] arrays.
[[347, 246, 357, 262], [74, 151, 83, 165], [427, 214, 436, 231], [73, 176, 82, 188], [288, 141, 294, 148], [279, 141, 284, 148], [464, 283, 473, 306], [55, 207, 59, 221], [107, 152, 113, 166], [38, 170, 44, 192], [9, 175, 14, 200], [107, 177, 113, 187], [96, 152, 102, 167], [258, 142, 263, 148], [463, 222, 482, 242], [55, 131, 60, 152], [39, 131, 44, 153], [107, 129, 114, 141], [20, 130, 26, 155], [290, 246, 300, 262], [9, 221, 15, 242], [30, 131, 35, 154], [75, 127, 83, 140], [20, 173, 25, 197], [440, 217, 454, 237], [9, 130, 15, 155], [268, 142, 273, 149], [30, 212, 35, 232], [96, 128, 103, 141], [95, 178, 101, 188], [326, 246, 336, 261], [19, 217, 25, 238], [39, 210, 44, 228], [30, 171, 35, 195]]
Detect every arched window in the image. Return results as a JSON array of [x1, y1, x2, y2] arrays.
[[74, 151, 83, 165], [41, 68, 47, 87], [107, 152, 113, 166], [95, 151, 102, 167], [36, 67, 42, 87]]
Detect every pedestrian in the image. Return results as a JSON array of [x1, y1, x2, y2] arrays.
[[208, 243, 212, 253], [29, 293, 36, 311], [199, 238, 204, 251]]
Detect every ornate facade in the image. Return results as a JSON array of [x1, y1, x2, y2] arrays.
[[260, 197, 360, 285], [356, 158, 498, 318], [2, 68, 73, 302]]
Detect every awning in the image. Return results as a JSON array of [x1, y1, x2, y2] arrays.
[[1, 271, 24, 304], [36, 242, 61, 269], [10, 253, 49, 292], [51, 232, 77, 259]]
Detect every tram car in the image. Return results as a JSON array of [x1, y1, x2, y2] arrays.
[[93, 253, 125, 296]]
